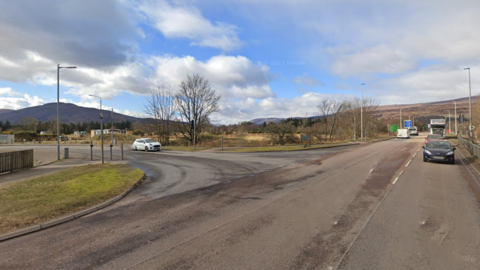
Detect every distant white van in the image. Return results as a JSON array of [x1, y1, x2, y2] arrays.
[[397, 128, 410, 139]]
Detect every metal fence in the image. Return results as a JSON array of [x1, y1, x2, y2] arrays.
[[457, 137, 480, 159], [0, 149, 34, 174]]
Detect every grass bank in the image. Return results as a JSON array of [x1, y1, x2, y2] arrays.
[[0, 164, 144, 235]]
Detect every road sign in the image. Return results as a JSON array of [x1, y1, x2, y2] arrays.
[[404, 120, 412, 128], [390, 125, 398, 132]]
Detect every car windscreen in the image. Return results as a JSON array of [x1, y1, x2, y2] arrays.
[[144, 139, 156, 143], [426, 141, 450, 149], [427, 134, 441, 139]]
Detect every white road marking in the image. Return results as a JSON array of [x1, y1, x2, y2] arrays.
[[412, 152, 417, 158], [405, 160, 411, 168], [392, 171, 403, 185], [369, 168, 374, 174]]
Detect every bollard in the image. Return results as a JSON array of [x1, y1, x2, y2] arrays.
[[110, 144, 113, 161], [64, 147, 69, 159], [121, 143, 124, 160], [90, 140, 94, 161]]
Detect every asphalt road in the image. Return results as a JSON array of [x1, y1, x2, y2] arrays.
[[1, 136, 480, 269]]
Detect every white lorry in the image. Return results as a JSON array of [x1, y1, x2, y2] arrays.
[[397, 128, 410, 139]]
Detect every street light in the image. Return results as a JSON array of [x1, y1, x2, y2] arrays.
[[90, 94, 104, 164], [57, 64, 77, 161], [361, 83, 365, 141], [464, 67, 472, 137], [452, 101, 457, 135], [446, 110, 451, 135], [400, 108, 405, 129]]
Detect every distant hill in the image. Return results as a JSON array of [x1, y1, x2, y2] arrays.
[[0, 109, 13, 115], [248, 97, 477, 125], [0, 103, 144, 124], [249, 117, 284, 125]]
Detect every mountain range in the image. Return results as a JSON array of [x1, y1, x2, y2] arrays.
[[0, 103, 143, 124]]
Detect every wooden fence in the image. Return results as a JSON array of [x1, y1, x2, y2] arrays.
[[0, 150, 34, 174]]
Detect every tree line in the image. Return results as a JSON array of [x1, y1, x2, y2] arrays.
[[2, 117, 133, 135]]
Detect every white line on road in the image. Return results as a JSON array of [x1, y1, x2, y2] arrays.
[[369, 168, 373, 174], [405, 160, 412, 168], [392, 171, 403, 185], [412, 152, 417, 158]]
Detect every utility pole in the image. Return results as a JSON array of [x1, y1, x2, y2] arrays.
[[361, 83, 365, 141]]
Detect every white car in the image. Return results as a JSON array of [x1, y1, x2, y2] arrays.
[[132, 138, 162, 151], [408, 126, 418, 136]]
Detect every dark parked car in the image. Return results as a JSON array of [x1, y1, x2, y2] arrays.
[[422, 140, 455, 164]]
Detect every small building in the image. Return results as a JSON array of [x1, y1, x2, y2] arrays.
[[91, 129, 127, 137], [0, 134, 15, 144]]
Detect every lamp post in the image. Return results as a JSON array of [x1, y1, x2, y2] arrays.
[[400, 108, 404, 129], [464, 67, 472, 138], [57, 64, 77, 160], [361, 83, 365, 141], [90, 94, 104, 164], [452, 101, 457, 135], [446, 110, 451, 134]]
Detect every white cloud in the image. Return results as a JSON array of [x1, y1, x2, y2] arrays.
[[148, 54, 272, 99], [331, 45, 416, 76], [0, 93, 45, 110], [214, 92, 354, 124], [0, 87, 20, 96], [230, 85, 274, 99], [137, 0, 242, 51]]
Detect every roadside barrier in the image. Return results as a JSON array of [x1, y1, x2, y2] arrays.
[[458, 137, 480, 158], [0, 149, 34, 174]]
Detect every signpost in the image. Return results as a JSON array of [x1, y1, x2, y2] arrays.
[[404, 120, 412, 128], [390, 125, 398, 132]]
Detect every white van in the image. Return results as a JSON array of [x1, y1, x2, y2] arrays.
[[397, 128, 410, 139]]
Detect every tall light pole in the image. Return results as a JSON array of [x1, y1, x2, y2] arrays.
[[400, 108, 404, 129], [464, 67, 472, 137], [361, 83, 365, 141], [57, 64, 77, 160], [453, 101, 457, 135], [446, 110, 451, 134], [90, 94, 104, 164]]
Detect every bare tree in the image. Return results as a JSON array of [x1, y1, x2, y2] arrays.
[[18, 117, 37, 132], [317, 99, 333, 139], [144, 84, 176, 145], [175, 74, 221, 144], [328, 100, 347, 140]]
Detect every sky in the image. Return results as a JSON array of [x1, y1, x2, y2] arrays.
[[0, 0, 479, 125]]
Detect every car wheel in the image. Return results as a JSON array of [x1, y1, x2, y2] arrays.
[[145, 146, 149, 152], [134, 146, 137, 151], [423, 155, 427, 162]]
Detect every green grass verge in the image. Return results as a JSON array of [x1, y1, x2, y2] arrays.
[[0, 164, 144, 235]]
